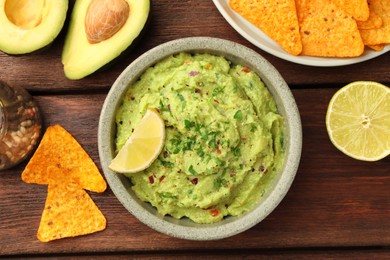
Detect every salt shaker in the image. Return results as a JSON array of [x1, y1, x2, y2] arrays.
[[0, 81, 42, 170]]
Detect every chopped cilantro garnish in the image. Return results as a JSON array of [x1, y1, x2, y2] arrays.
[[194, 122, 202, 133], [159, 193, 177, 199], [177, 93, 186, 110], [250, 123, 257, 132], [159, 99, 170, 112], [189, 165, 198, 176], [196, 146, 205, 157], [234, 110, 243, 120], [232, 147, 241, 156], [183, 137, 196, 151], [171, 138, 181, 146], [214, 177, 227, 189], [159, 159, 173, 168], [215, 158, 226, 166], [208, 131, 218, 149], [212, 87, 224, 96], [184, 119, 195, 129]]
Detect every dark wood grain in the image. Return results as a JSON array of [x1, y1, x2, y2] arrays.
[[0, 0, 389, 93], [0, 0, 390, 258], [1, 89, 389, 256]]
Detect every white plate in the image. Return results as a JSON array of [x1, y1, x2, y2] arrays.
[[213, 0, 390, 67]]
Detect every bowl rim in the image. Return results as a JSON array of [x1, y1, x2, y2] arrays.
[[98, 36, 302, 240]]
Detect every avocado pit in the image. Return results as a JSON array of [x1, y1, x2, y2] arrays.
[[85, 0, 130, 44], [5, 0, 46, 29], [62, 0, 150, 79]]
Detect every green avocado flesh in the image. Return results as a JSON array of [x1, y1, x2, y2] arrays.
[[115, 53, 286, 223], [0, 0, 68, 55], [62, 0, 150, 80]]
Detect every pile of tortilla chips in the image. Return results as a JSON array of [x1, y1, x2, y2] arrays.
[[21, 124, 107, 242], [229, 0, 389, 57]]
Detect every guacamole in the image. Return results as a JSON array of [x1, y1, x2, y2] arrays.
[[114, 53, 285, 224]]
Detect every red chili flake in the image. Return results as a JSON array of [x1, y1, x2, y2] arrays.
[[259, 165, 268, 174], [155, 108, 161, 113], [214, 99, 219, 103], [215, 146, 222, 154], [163, 151, 169, 158], [159, 175, 166, 182], [230, 172, 236, 177], [191, 178, 198, 185], [195, 88, 202, 94], [242, 67, 251, 73], [130, 96, 135, 100], [210, 208, 220, 217], [148, 175, 155, 184]]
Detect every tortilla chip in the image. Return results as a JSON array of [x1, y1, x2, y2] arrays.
[[359, 0, 390, 45], [357, 8, 383, 29], [296, 0, 365, 57], [21, 125, 106, 193], [229, 0, 302, 55], [367, 44, 385, 51], [37, 166, 106, 242], [331, 0, 369, 21]]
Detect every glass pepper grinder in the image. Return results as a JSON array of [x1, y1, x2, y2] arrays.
[[0, 80, 42, 170]]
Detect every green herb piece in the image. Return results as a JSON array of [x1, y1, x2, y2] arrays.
[[196, 146, 205, 157], [189, 165, 198, 176], [159, 100, 170, 112], [177, 93, 186, 110], [250, 123, 257, 132], [171, 137, 181, 145], [215, 158, 226, 166], [234, 110, 243, 120], [232, 147, 241, 156], [212, 87, 224, 96], [214, 177, 227, 189], [208, 131, 218, 149], [232, 83, 238, 92], [195, 122, 202, 133], [184, 119, 195, 129], [159, 158, 173, 168], [183, 137, 196, 151], [159, 193, 177, 199]]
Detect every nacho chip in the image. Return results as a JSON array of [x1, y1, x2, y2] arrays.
[[37, 166, 106, 242], [359, 0, 390, 45], [21, 125, 106, 193], [331, 0, 369, 21], [296, 0, 365, 57], [229, 0, 302, 55], [357, 8, 383, 29], [367, 44, 385, 51]]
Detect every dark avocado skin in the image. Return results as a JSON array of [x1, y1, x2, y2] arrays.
[[88, 3, 152, 77]]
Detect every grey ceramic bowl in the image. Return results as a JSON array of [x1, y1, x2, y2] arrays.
[[98, 37, 302, 240]]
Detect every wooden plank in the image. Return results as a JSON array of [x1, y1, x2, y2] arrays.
[[7, 249, 390, 259], [1, 89, 389, 256], [0, 0, 389, 93]]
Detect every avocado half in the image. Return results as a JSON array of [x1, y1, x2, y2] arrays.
[[62, 0, 150, 80], [0, 0, 68, 55]]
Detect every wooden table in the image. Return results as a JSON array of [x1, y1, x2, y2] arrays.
[[1, 0, 389, 258]]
